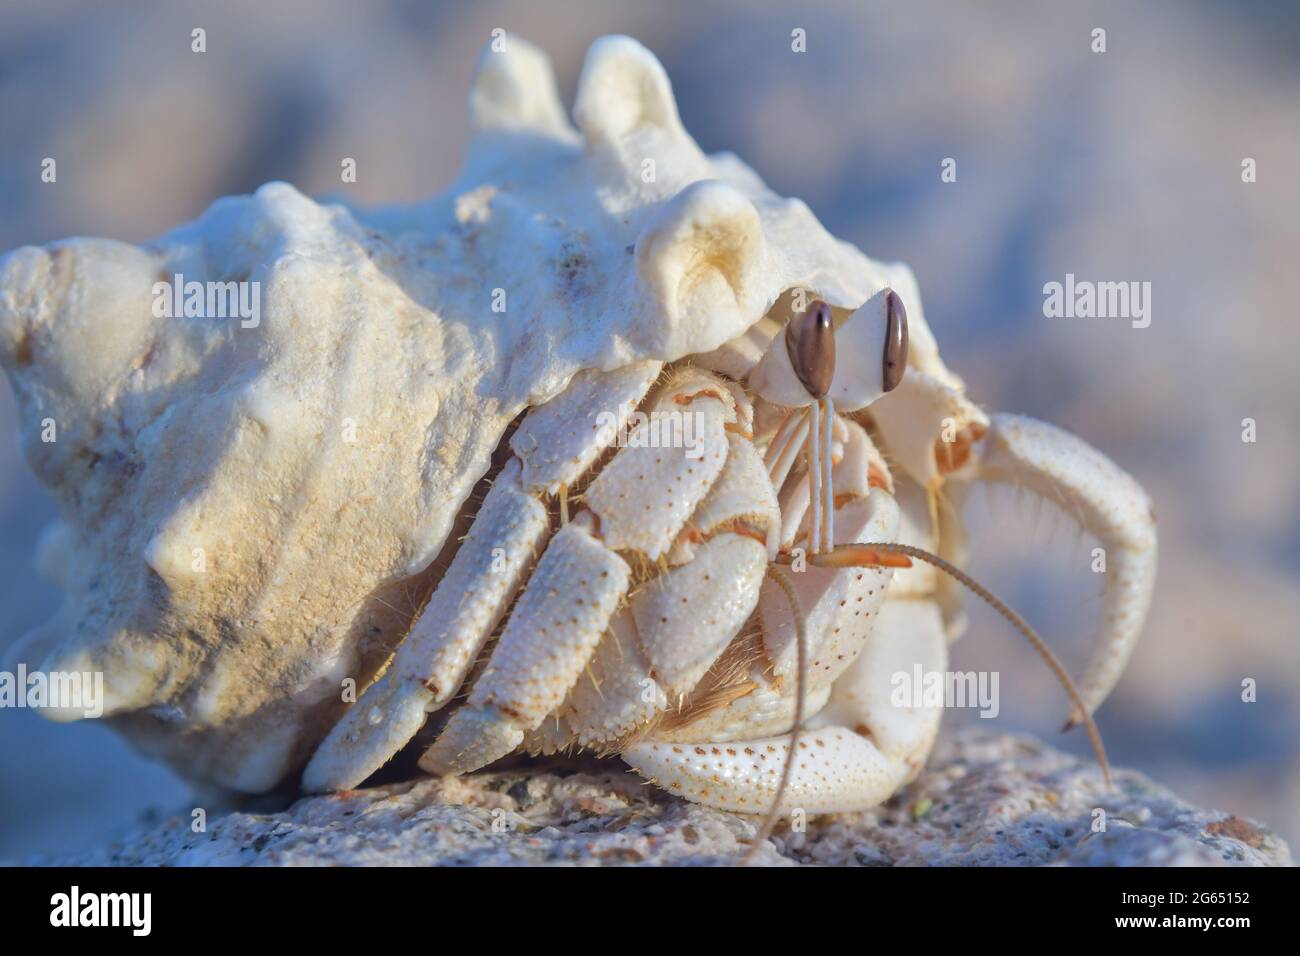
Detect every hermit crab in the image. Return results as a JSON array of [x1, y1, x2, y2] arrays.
[[0, 35, 1156, 817]]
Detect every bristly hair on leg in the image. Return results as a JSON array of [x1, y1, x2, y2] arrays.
[[740, 565, 807, 866]]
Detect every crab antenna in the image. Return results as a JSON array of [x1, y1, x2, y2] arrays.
[[779, 542, 1112, 785], [741, 565, 808, 865], [764, 408, 808, 499], [766, 403, 836, 558], [806, 403, 822, 554], [820, 398, 835, 552]]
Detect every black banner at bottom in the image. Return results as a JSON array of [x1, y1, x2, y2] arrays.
[[0, 865, 1286, 940]]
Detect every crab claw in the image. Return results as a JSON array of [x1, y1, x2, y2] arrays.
[[970, 413, 1157, 725]]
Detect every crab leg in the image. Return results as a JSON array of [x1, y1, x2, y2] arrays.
[[764, 408, 808, 496], [640, 424, 899, 746], [302, 458, 548, 791], [419, 512, 632, 774], [418, 370, 736, 775], [513, 523, 769, 757], [302, 362, 660, 792], [546, 431, 778, 749], [542, 611, 660, 753], [870, 363, 1156, 726], [969, 413, 1158, 724], [763, 496, 901, 685]]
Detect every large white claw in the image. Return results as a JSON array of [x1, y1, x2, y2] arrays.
[[624, 599, 947, 815], [972, 413, 1158, 723], [623, 728, 902, 815]]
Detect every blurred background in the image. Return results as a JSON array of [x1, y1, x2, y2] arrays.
[[1, 0, 1297, 859]]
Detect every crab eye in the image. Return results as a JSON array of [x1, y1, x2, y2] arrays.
[[883, 289, 908, 392], [784, 299, 836, 400]]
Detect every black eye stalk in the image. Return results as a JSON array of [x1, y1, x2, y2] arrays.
[[784, 300, 835, 400], [883, 289, 908, 393]]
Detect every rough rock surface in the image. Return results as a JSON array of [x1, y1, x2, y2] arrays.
[[34, 729, 1290, 866]]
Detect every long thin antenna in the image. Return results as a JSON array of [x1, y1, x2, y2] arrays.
[[741, 565, 808, 865], [781, 542, 1111, 785]]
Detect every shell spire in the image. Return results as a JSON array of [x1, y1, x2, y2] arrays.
[[468, 32, 574, 140], [574, 35, 688, 147]]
